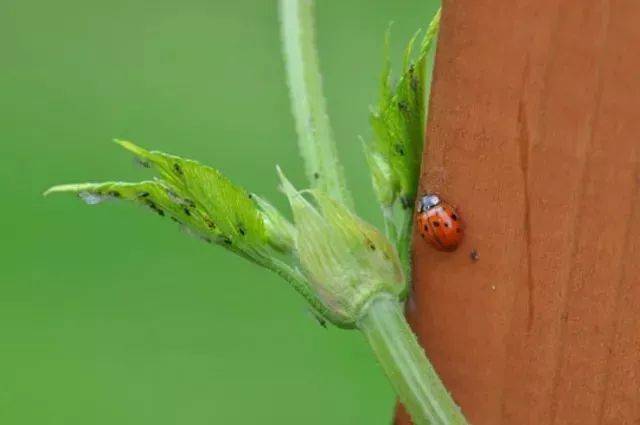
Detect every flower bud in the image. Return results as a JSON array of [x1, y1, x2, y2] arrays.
[[278, 168, 404, 326]]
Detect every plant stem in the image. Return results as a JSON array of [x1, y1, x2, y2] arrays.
[[251, 251, 345, 327], [279, 0, 353, 208], [382, 206, 399, 245], [397, 206, 414, 289], [358, 295, 467, 425]]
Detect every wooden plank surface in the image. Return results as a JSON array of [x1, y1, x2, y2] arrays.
[[396, 0, 640, 423]]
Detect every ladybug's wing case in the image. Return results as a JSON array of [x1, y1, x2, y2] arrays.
[[430, 207, 462, 251], [417, 213, 438, 246], [416, 199, 464, 252], [416, 213, 430, 238], [428, 211, 453, 250], [417, 210, 450, 251]]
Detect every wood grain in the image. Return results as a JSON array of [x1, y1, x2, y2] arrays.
[[395, 0, 640, 423]]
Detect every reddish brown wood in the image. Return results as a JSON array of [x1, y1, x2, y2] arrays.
[[396, 0, 640, 424]]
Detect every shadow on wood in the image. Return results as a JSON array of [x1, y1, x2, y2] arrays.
[[396, 0, 640, 424]]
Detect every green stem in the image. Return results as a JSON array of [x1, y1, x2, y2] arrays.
[[397, 206, 414, 292], [382, 206, 399, 244], [251, 251, 346, 327], [279, 0, 353, 208], [358, 295, 467, 425]]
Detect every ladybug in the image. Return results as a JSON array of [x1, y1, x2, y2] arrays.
[[417, 194, 463, 251]]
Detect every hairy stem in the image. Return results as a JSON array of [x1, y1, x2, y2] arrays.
[[397, 207, 414, 293], [279, 0, 353, 208], [358, 295, 467, 425], [252, 251, 345, 326], [382, 206, 399, 245]]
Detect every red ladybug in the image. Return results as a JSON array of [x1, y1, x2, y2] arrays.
[[417, 194, 463, 251]]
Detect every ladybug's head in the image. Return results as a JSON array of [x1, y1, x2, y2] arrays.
[[419, 194, 441, 212]]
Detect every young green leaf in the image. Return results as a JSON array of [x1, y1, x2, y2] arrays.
[[45, 142, 300, 264], [45, 180, 224, 242], [115, 140, 266, 250], [45, 141, 351, 327], [366, 9, 440, 210]]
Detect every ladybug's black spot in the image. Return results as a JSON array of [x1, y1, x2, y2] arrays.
[[173, 163, 183, 175], [364, 237, 375, 250], [317, 317, 327, 328], [451, 214, 458, 221], [444, 222, 450, 228], [432, 221, 440, 227], [424, 225, 429, 232]]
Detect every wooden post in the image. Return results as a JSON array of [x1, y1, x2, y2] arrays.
[[396, 0, 640, 424]]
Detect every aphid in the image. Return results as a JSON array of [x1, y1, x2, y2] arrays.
[[133, 157, 151, 169], [364, 237, 376, 251], [146, 200, 165, 217], [400, 196, 412, 209], [173, 163, 183, 176], [410, 76, 419, 91], [307, 309, 327, 328], [416, 194, 464, 252]]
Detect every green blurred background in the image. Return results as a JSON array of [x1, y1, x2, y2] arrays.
[[1, 1, 437, 423]]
